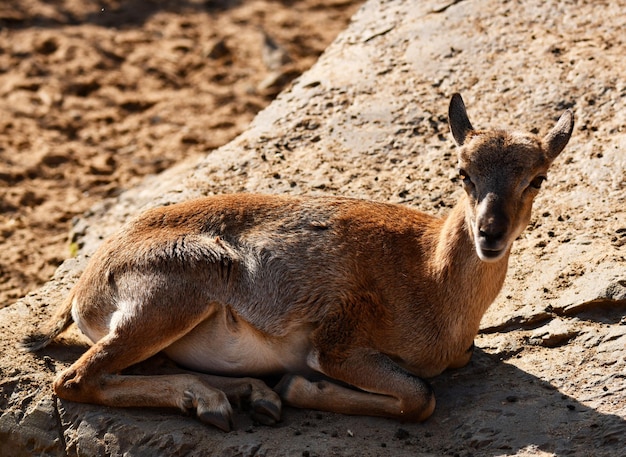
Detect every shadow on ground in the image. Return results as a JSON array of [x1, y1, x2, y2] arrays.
[[12, 343, 625, 456]]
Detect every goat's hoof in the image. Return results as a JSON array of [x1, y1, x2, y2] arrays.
[[249, 383, 281, 425], [183, 389, 234, 432], [197, 408, 234, 432], [251, 398, 281, 425]]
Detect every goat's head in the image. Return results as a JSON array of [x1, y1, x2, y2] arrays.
[[448, 93, 574, 262]]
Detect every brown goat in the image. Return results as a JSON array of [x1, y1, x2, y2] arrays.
[[23, 94, 574, 431]]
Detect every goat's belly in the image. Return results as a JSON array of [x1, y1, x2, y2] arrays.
[[163, 311, 311, 376]]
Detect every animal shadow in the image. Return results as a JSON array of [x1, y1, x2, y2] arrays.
[[424, 348, 625, 456]]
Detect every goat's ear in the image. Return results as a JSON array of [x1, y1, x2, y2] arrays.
[[449, 93, 474, 146], [543, 109, 574, 160]]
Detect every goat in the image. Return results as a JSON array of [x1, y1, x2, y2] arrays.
[[23, 94, 574, 431]]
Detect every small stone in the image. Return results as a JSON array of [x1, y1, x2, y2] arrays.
[[395, 428, 410, 440], [530, 319, 579, 348]]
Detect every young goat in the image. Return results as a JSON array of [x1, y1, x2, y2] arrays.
[[23, 94, 574, 431]]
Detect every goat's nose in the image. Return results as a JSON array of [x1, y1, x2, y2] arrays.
[[477, 214, 508, 246], [478, 227, 506, 244], [477, 193, 509, 246]]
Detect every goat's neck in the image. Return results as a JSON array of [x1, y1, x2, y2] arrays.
[[431, 194, 510, 326]]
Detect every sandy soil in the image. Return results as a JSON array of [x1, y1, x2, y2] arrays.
[[0, 0, 362, 308]]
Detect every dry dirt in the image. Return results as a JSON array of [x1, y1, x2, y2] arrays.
[[1, 0, 626, 456], [0, 0, 362, 309]]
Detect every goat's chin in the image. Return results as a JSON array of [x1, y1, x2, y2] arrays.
[[475, 246, 507, 263]]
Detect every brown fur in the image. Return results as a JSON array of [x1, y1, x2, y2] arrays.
[[22, 94, 574, 431]]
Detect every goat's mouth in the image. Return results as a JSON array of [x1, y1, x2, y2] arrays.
[[475, 237, 509, 262], [471, 222, 511, 262], [477, 246, 506, 262]]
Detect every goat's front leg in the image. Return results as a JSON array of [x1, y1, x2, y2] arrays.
[[276, 348, 436, 422]]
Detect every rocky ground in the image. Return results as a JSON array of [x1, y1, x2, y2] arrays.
[[1, 0, 625, 456]]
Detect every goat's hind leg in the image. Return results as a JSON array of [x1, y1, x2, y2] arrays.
[[131, 356, 282, 426], [54, 301, 237, 431], [192, 374, 281, 426]]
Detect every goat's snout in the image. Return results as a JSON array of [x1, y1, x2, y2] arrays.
[[474, 194, 510, 261], [478, 217, 507, 245]]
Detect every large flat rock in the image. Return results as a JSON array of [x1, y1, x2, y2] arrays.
[[1, 0, 625, 455]]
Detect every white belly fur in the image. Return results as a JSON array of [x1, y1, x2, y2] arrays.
[[163, 307, 312, 376]]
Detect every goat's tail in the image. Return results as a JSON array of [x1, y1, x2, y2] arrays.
[[20, 288, 76, 352]]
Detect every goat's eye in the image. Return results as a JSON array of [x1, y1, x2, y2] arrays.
[[530, 175, 547, 190], [458, 169, 473, 186]]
